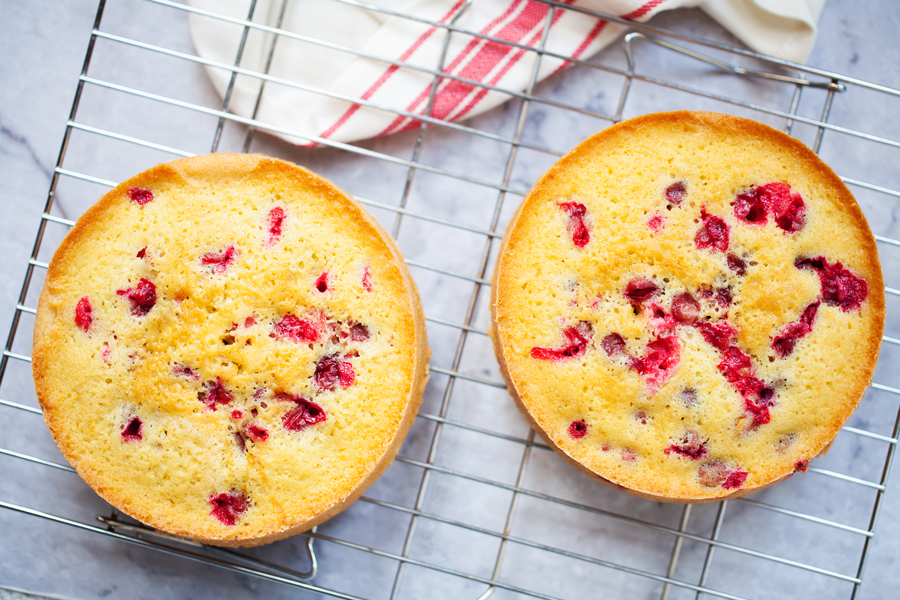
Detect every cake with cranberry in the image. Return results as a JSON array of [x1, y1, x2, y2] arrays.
[[32, 153, 429, 544], [491, 111, 884, 502]]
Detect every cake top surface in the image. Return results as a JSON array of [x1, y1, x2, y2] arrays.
[[33, 153, 426, 543], [492, 111, 885, 501]]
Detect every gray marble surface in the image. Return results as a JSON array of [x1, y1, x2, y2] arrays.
[[2, 1, 899, 599]]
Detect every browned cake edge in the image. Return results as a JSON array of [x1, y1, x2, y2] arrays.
[[32, 153, 430, 545], [490, 111, 885, 503]]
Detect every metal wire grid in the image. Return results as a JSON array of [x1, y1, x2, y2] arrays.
[[1, 0, 899, 598]]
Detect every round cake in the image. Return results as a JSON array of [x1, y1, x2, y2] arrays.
[[32, 153, 429, 545], [491, 111, 884, 502]]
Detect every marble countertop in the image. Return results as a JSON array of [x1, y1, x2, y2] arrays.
[[2, 1, 899, 599]]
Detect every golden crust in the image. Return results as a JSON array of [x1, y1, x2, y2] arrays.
[[491, 111, 885, 502], [33, 153, 429, 545]]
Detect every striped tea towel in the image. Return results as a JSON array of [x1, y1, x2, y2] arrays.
[[187, 0, 826, 146]]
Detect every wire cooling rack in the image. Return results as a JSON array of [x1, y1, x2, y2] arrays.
[[2, 1, 900, 599]]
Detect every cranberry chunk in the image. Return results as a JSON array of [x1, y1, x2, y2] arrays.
[[136, 246, 147, 259], [75, 296, 93, 333], [794, 459, 810, 473], [314, 354, 355, 391], [733, 189, 768, 224], [201, 245, 237, 273], [601, 333, 627, 357], [722, 469, 748, 489], [696, 321, 736, 352], [128, 188, 154, 205], [698, 461, 729, 487], [726, 253, 747, 276], [350, 322, 370, 342], [796, 256, 868, 312], [198, 377, 233, 410], [760, 182, 806, 233], [315, 271, 329, 293], [121, 416, 143, 442], [559, 202, 590, 248], [274, 314, 323, 343], [568, 420, 587, 439], [647, 213, 664, 233], [116, 278, 157, 316], [246, 423, 269, 443], [772, 302, 820, 358], [634, 336, 680, 392], [530, 321, 593, 362], [280, 395, 326, 431], [665, 430, 708, 460], [266, 207, 286, 247], [362, 266, 373, 292], [209, 491, 248, 526], [665, 181, 686, 205], [671, 293, 700, 324], [695, 209, 729, 252], [625, 278, 659, 306]]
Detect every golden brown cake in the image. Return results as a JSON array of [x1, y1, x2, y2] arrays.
[[32, 153, 429, 545], [491, 111, 884, 502]]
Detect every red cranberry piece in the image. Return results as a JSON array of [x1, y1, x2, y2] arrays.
[[625, 278, 659, 306], [362, 266, 373, 292], [794, 459, 809, 473], [665, 181, 686, 205], [350, 322, 370, 342], [559, 202, 590, 248], [634, 336, 680, 392], [601, 333, 627, 357], [244, 316, 256, 328], [568, 420, 588, 439], [274, 314, 322, 343], [201, 245, 237, 273], [315, 271, 329, 293], [665, 430, 708, 459], [209, 491, 248, 526], [647, 214, 664, 233], [266, 207, 286, 247], [635, 410, 649, 425], [116, 278, 157, 316], [231, 409, 244, 420], [772, 302, 820, 358], [128, 188, 154, 205], [281, 395, 327, 431], [314, 354, 355, 391], [698, 461, 729, 487], [695, 209, 729, 253], [722, 468, 748, 490], [136, 246, 147, 259], [758, 182, 806, 233], [198, 377, 232, 410], [744, 387, 775, 426], [121, 417, 143, 442], [733, 189, 768, 224], [671, 293, 700, 324], [726, 253, 747, 276], [621, 449, 637, 462], [75, 296, 93, 333], [696, 321, 736, 352], [796, 256, 868, 312], [246, 423, 269, 443], [530, 321, 593, 362]]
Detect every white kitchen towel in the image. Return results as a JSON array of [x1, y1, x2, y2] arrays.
[[187, 0, 826, 146]]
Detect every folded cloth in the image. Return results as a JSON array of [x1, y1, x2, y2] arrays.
[[187, 0, 826, 146]]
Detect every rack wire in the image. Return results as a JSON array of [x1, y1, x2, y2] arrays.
[[2, 1, 899, 599]]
